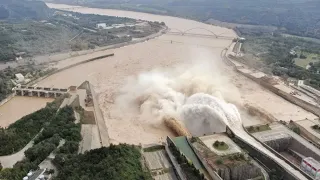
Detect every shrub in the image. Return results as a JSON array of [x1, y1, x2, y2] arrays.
[[213, 140, 220, 147], [219, 141, 225, 146], [216, 159, 223, 165]]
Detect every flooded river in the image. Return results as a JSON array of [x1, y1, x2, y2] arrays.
[[34, 3, 315, 146], [0, 96, 53, 128], [0, 4, 311, 177]]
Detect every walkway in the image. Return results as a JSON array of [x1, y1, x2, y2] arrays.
[[0, 138, 34, 168]]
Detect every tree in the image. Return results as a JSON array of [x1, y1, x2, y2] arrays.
[[292, 127, 301, 134], [216, 159, 223, 165], [213, 140, 220, 147]]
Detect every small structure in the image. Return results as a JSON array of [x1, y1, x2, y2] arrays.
[[23, 169, 48, 180], [15, 73, 25, 83], [238, 37, 246, 42], [290, 50, 297, 56], [96, 23, 107, 29]]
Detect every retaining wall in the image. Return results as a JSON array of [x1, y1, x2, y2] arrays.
[[290, 138, 320, 161], [291, 121, 320, 149], [236, 127, 312, 180], [236, 68, 320, 117]]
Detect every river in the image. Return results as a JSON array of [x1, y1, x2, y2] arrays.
[[41, 3, 316, 145], [0, 3, 311, 178], [0, 96, 53, 128]]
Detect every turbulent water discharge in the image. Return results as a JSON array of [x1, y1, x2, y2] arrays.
[[115, 59, 242, 136]]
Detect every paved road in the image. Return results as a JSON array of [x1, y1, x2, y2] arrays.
[[0, 139, 34, 168]]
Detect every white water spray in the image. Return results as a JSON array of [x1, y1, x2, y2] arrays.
[[115, 57, 307, 180], [115, 59, 242, 135]]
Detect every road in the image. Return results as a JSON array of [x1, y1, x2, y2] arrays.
[[0, 138, 34, 168], [222, 44, 309, 180]]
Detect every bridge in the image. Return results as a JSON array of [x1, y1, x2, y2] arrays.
[[166, 28, 235, 40], [13, 86, 69, 98]]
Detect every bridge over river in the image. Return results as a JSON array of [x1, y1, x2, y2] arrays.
[[167, 28, 235, 40], [13, 86, 69, 98]]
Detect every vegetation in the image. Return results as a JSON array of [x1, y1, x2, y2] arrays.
[[0, 102, 58, 155], [0, 106, 78, 180], [53, 0, 320, 39], [143, 145, 165, 152], [0, 104, 149, 180], [190, 136, 201, 143], [215, 159, 223, 165], [34, 105, 81, 144], [311, 124, 320, 134], [247, 124, 271, 133], [213, 141, 229, 151], [291, 127, 301, 135], [168, 142, 204, 180], [0, 4, 164, 62], [0, 65, 55, 102], [240, 34, 320, 90], [227, 153, 246, 162], [54, 144, 152, 180], [0, 0, 52, 20]]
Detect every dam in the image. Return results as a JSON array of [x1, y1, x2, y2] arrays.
[[40, 3, 318, 179], [13, 86, 68, 98]]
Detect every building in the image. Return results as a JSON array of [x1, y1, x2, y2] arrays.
[[96, 23, 107, 29], [15, 73, 25, 83], [290, 49, 297, 56]]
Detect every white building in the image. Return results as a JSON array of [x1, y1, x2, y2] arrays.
[[15, 73, 25, 83], [96, 23, 107, 29]]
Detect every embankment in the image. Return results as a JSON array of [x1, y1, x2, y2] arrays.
[[224, 45, 320, 118], [237, 69, 320, 117], [0, 93, 15, 107]]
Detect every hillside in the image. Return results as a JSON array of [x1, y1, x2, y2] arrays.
[[0, 0, 52, 20], [48, 0, 320, 39]]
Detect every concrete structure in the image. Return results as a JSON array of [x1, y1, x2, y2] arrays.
[[199, 134, 242, 156], [24, 169, 48, 180], [15, 73, 25, 83], [96, 23, 107, 29], [13, 86, 68, 98]]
